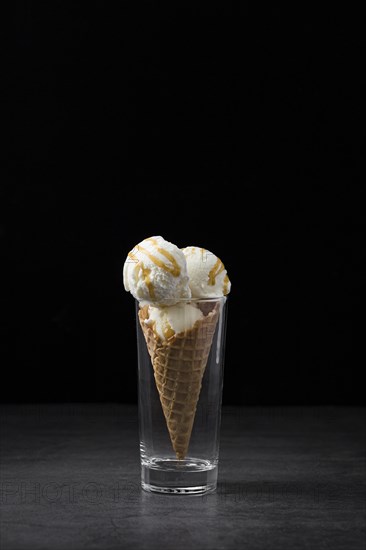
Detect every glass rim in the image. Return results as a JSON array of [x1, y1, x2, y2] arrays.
[[135, 296, 228, 305]]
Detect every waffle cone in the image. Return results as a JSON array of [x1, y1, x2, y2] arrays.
[[138, 303, 220, 460]]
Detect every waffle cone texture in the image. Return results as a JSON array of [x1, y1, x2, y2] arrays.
[[138, 303, 220, 460]]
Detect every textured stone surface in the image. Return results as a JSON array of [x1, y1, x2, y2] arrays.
[[0, 405, 365, 550]]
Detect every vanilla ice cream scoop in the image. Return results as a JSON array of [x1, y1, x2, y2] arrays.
[[144, 303, 203, 341], [182, 246, 231, 298], [123, 236, 191, 306]]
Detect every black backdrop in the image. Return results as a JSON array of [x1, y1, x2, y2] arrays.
[[3, 4, 362, 404]]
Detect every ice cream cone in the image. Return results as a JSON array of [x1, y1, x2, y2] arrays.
[[138, 303, 220, 460]]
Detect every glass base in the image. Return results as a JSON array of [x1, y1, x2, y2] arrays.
[[141, 458, 218, 495]]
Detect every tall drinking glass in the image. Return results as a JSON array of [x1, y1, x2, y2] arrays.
[[136, 297, 228, 495]]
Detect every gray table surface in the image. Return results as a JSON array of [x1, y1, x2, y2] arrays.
[[0, 405, 365, 550]]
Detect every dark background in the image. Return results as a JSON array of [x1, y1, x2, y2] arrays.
[[3, 4, 362, 404]]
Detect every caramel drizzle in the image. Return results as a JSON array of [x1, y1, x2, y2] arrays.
[[208, 258, 225, 286], [163, 322, 175, 340], [223, 274, 230, 295], [140, 265, 155, 299], [146, 237, 159, 246], [127, 250, 139, 263], [138, 243, 181, 277]]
